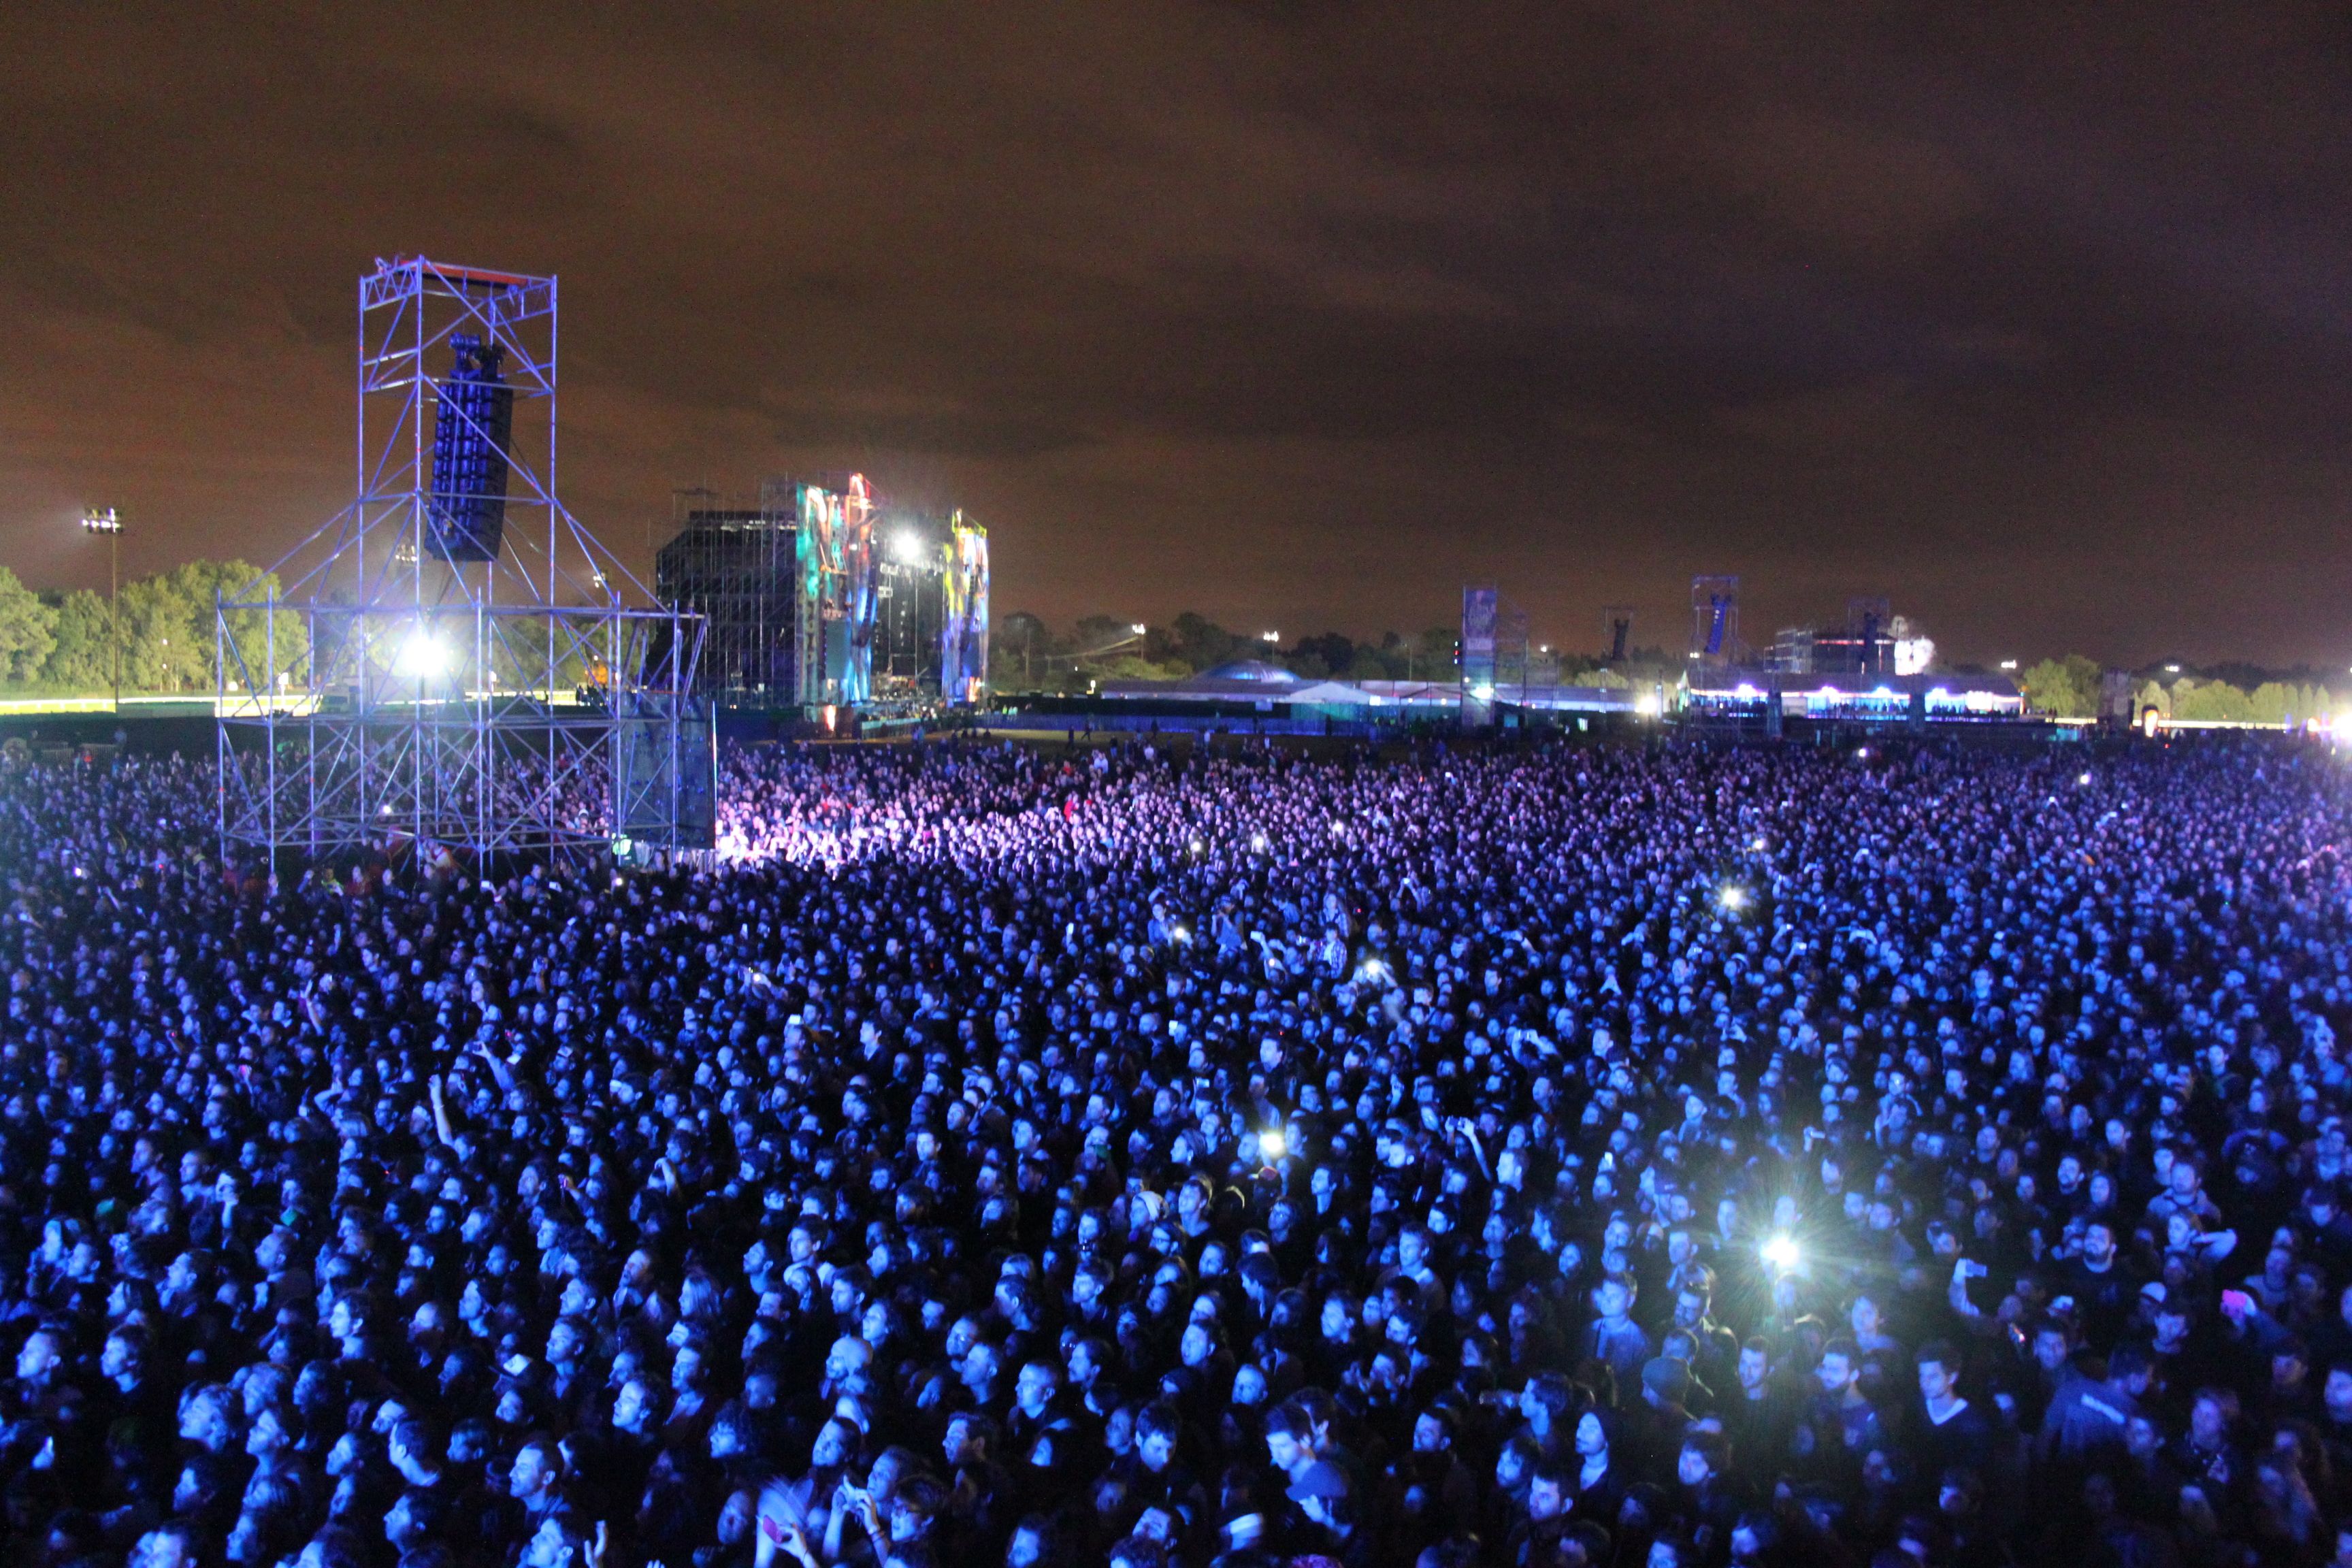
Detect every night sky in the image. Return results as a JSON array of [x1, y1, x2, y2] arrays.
[[5, 1, 2351, 667]]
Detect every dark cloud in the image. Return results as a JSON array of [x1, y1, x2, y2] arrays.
[[3, 0, 2350, 664]]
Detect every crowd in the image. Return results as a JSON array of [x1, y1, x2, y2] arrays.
[[1, 732, 2351, 1568]]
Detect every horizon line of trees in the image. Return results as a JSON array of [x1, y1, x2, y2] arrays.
[[991, 610, 1679, 693], [0, 562, 301, 696], [992, 621, 2347, 722], [10, 573, 2336, 723], [2018, 654, 2340, 723]]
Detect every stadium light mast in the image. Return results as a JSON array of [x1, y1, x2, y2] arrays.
[[79, 507, 123, 712]]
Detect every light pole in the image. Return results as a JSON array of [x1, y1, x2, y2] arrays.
[[80, 508, 123, 711]]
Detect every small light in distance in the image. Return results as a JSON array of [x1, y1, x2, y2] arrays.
[[1998, 659, 2017, 671], [1188, 838, 1205, 856], [1250, 832, 1269, 853], [1129, 623, 1147, 636], [1261, 630, 1280, 643], [1854, 746, 1869, 760], [1718, 886, 1748, 912], [1761, 1234, 1801, 1273], [1750, 836, 1767, 851], [1257, 1128, 1288, 1163], [2077, 771, 2092, 786]]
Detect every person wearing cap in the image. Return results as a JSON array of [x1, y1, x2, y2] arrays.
[[1626, 1357, 1693, 1480], [1288, 1457, 1373, 1568]]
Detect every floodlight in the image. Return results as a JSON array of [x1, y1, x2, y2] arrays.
[[891, 530, 924, 563], [1761, 1234, 1801, 1272], [1261, 630, 1280, 643], [395, 628, 453, 680], [1258, 1129, 1288, 1162], [1130, 623, 1147, 636]]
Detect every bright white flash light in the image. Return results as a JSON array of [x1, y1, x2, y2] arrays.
[[1718, 886, 1748, 911], [2077, 772, 2092, 785], [396, 630, 452, 680], [1251, 833, 1269, 853], [1762, 1234, 1801, 1272], [1258, 1129, 1288, 1162]]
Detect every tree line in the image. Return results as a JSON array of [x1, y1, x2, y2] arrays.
[[2019, 654, 2338, 725], [990, 610, 1679, 693], [0, 562, 303, 695]]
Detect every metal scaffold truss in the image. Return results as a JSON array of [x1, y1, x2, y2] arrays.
[[217, 256, 713, 868]]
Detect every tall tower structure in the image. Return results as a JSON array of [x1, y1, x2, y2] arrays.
[[217, 257, 713, 866]]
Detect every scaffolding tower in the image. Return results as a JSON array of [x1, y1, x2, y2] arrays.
[[655, 491, 800, 706], [1460, 585, 1531, 726], [1601, 605, 1635, 664], [217, 257, 713, 868], [1691, 575, 1741, 666]]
